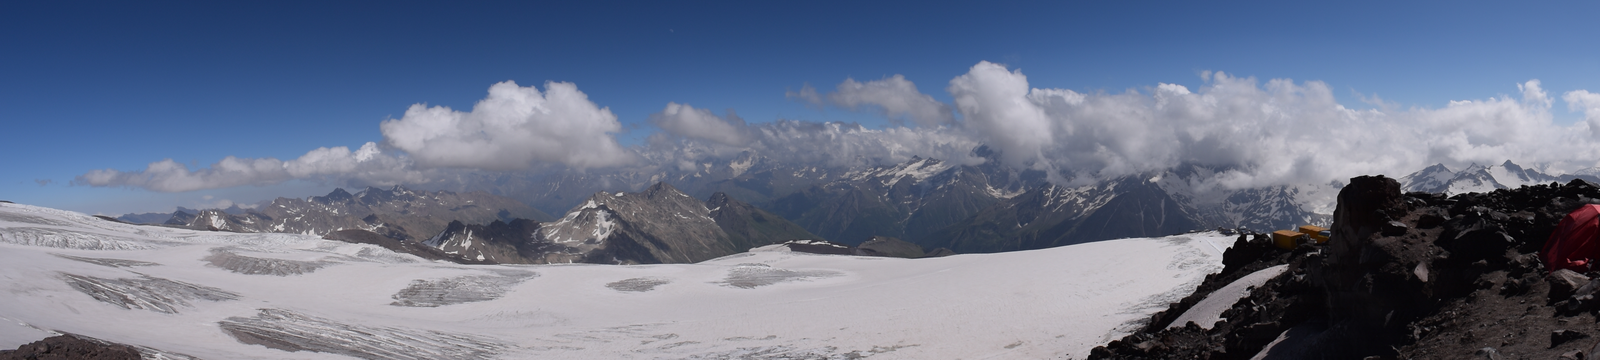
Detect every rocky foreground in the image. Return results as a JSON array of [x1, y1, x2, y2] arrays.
[[0, 335, 142, 360], [1092, 176, 1600, 359]]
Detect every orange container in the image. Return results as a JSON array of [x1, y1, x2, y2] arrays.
[[1271, 230, 1306, 249]]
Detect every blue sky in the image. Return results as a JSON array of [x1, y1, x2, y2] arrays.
[[4, 1, 1598, 215]]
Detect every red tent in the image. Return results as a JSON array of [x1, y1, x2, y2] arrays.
[[1544, 204, 1600, 273]]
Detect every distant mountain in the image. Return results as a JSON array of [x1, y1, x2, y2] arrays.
[[122, 152, 1600, 262], [1398, 160, 1590, 195], [766, 150, 1046, 245], [922, 176, 1202, 253], [743, 156, 1329, 253], [124, 186, 550, 241], [417, 182, 821, 264], [775, 236, 955, 259], [706, 192, 821, 251]]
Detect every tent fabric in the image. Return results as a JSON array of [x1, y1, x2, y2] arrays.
[[1543, 204, 1600, 273]]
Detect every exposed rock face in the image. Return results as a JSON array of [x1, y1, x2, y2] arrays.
[[1314, 175, 1416, 355], [124, 186, 548, 242], [708, 192, 823, 251], [425, 219, 544, 264], [1089, 177, 1600, 360], [539, 182, 736, 264]]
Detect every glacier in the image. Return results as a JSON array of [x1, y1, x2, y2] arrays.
[[0, 201, 1231, 359]]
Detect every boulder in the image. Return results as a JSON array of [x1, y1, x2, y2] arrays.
[[1553, 330, 1590, 348], [1548, 269, 1591, 302]]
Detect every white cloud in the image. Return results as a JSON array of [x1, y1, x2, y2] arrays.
[[78, 65, 1600, 197], [935, 64, 1600, 188], [379, 80, 636, 170], [650, 103, 751, 146], [825, 75, 954, 127], [78, 80, 641, 193], [1565, 90, 1600, 138], [947, 61, 1054, 169], [76, 142, 427, 193]]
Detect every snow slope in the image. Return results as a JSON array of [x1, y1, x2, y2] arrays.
[[0, 202, 1230, 359], [1167, 265, 1289, 330]]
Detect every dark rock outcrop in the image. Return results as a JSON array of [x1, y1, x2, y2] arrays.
[[707, 192, 824, 250], [1090, 177, 1600, 360], [0, 335, 142, 360]]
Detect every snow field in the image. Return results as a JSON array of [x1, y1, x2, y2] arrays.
[[0, 202, 1231, 359]]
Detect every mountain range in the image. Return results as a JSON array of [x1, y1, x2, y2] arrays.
[[119, 186, 549, 242], [1397, 160, 1600, 195], [119, 150, 1600, 264], [425, 182, 819, 264]]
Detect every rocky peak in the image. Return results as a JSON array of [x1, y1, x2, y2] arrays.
[[312, 188, 355, 205], [1401, 163, 1455, 193], [706, 191, 736, 209]]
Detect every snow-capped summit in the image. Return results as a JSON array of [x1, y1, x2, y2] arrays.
[[1488, 160, 1560, 188], [1399, 161, 1563, 195], [1398, 163, 1456, 194]]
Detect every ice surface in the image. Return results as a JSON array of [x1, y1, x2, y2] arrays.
[[606, 277, 671, 292], [204, 248, 333, 276], [351, 247, 421, 263], [61, 273, 239, 314], [219, 308, 507, 360], [716, 263, 841, 289], [52, 253, 160, 268], [0, 212, 73, 227], [0, 202, 1233, 359], [0, 227, 170, 250], [390, 270, 537, 307]]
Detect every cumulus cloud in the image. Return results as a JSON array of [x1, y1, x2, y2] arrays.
[[930, 62, 1600, 188], [78, 80, 639, 193], [75, 142, 426, 192], [379, 80, 636, 170], [650, 103, 751, 146], [947, 62, 1056, 169], [1566, 90, 1600, 138]]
